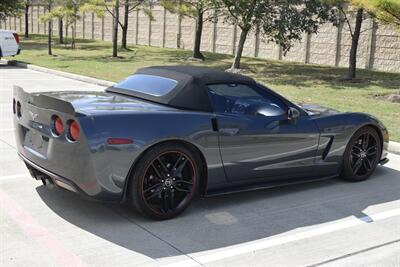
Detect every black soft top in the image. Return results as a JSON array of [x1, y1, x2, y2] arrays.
[[106, 66, 255, 112]]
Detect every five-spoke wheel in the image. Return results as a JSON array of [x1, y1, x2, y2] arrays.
[[342, 127, 381, 181], [129, 143, 199, 219]]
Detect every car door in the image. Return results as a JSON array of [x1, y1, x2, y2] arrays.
[[208, 83, 320, 183]]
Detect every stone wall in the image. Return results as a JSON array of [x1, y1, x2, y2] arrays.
[[1, 5, 399, 73]]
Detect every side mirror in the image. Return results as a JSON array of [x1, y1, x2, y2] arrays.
[[288, 107, 300, 120], [256, 104, 286, 117]]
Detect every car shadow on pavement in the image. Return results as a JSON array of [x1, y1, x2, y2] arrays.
[[36, 165, 400, 259]]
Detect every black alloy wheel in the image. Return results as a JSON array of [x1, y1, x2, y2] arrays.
[[350, 132, 378, 176], [342, 127, 381, 182], [130, 143, 199, 219]]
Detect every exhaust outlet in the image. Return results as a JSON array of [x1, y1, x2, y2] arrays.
[[41, 177, 55, 189]]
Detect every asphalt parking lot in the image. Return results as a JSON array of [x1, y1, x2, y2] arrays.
[[1, 64, 400, 267]]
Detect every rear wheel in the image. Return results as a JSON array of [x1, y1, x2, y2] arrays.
[[341, 127, 381, 182], [129, 143, 200, 220]]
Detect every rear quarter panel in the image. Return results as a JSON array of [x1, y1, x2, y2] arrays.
[[86, 110, 225, 199]]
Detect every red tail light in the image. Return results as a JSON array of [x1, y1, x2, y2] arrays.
[[53, 116, 64, 136], [12, 33, 20, 44], [68, 120, 80, 141]]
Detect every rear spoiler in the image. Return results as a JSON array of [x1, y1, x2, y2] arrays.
[[13, 85, 76, 115]]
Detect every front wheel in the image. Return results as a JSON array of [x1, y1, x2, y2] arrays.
[[129, 143, 200, 220], [341, 127, 381, 182]]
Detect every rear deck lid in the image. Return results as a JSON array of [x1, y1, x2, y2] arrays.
[[38, 90, 178, 115]]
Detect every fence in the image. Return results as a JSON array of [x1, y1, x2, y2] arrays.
[[1, 5, 399, 73]]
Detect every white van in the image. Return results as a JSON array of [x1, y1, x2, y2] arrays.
[[0, 30, 21, 58]]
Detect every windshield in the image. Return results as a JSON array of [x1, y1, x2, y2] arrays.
[[113, 74, 178, 97]]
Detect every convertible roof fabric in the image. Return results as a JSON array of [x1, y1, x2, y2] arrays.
[[106, 66, 255, 112]]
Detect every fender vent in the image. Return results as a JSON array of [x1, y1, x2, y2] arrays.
[[322, 137, 334, 160]]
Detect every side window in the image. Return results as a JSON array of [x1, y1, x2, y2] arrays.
[[207, 83, 287, 116]]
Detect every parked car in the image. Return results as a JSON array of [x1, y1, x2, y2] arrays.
[[0, 30, 21, 59], [13, 66, 389, 219]]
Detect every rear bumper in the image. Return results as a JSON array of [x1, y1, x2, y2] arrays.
[[18, 153, 123, 203], [19, 151, 126, 203], [20, 152, 83, 195]]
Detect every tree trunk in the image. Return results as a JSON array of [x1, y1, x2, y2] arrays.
[[347, 8, 363, 80], [48, 2, 52, 55], [232, 28, 249, 69], [177, 13, 182, 49], [65, 22, 68, 46], [112, 0, 120, 57], [121, 3, 129, 49], [24, 4, 29, 38], [72, 22, 76, 49], [59, 18, 63, 44], [192, 11, 204, 60]]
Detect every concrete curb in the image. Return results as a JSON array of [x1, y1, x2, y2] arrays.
[[4, 60, 400, 156], [5, 60, 115, 87]]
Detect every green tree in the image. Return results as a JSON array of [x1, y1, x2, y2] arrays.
[[161, 0, 220, 60], [220, 0, 333, 70], [49, 6, 66, 45], [64, 0, 88, 49], [324, 0, 371, 80], [39, 0, 54, 55], [360, 0, 400, 29], [0, 0, 23, 21], [85, 0, 147, 56], [121, 0, 146, 49], [43, 0, 88, 49]]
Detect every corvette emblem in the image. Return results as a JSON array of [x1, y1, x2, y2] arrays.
[[29, 111, 38, 121]]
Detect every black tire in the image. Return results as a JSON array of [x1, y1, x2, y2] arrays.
[[129, 142, 201, 220], [341, 127, 381, 182]]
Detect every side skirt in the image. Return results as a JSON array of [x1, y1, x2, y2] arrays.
[[204, 174, 339, 197]]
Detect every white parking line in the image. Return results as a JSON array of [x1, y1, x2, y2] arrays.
[[164, 208, 400, 267], [0, 174, 28, 180]]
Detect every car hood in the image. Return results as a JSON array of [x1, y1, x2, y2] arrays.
[[296, 103, 341, 116], [38, 91, 178, 114]]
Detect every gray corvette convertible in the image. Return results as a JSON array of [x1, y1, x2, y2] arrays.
[[13, 66, 389, 219]]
